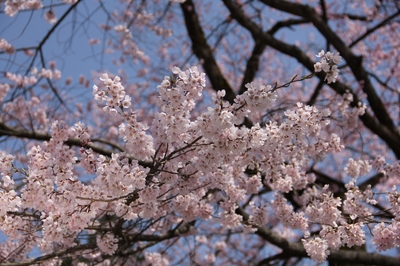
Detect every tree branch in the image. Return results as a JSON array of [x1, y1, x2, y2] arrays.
[[180, 0, 236, 103], [222, 0, 400, 159], [259, 0, 399, 137], [0, 121, 120, 157], [349, 10, 400, 48], [239, 40, 266, 94]]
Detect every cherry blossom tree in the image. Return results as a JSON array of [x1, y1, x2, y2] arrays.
[[1, 0, 400, 265]]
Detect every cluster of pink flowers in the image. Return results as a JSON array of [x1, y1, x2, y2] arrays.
[[35, 67, 62, 80], [232, 81, 277, 121], [112, 23, 148, 64], [335, 91, 366, 130], [94, 73, 155, 160], [4, 71, 37, 88], [314, 50, 342, 83], [372, 222, 400, 251], [302, 237, 330, 263], [2, 49, 400, 264], [4, 0, 43, 17], [0, 83, 11, 103], [1, 95, 49, 130], [3, 66, 61, 93], [0, 38, 15, 54], [4, 0, 77, 18], [97, 233, 119, 255], [272, 193, 308, 231], [345, 158, 372, 178], [44, 8, 56, 23], [303, 186, 342, 227], [144, 252, 169, 266]]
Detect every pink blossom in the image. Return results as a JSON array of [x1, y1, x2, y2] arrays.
[[144, 252, 169, 266], [88, 38, 100, 45], [314, 50, 342, 83], [0, 39, 15, 54], [372, 222, 400, 251], [45, 8, 56, 24], [97, 233, 118, 255], [302, 237, 330, 263], [345, 158, 372, 178]]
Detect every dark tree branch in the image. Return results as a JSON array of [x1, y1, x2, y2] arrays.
[[309, 168, 346, 191], [239, 40, 266, 95], [358, 172, 384, 191], [268, 18, 309, 35], [306, 79, 324, 106], [0, 121, 121, 157], [126, 221, 193, 242], [180, 0, 236, 103], [238, 17, 308, 95], [339, 13, 369, 20]]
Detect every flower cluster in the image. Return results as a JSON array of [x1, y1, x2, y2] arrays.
[[0, 152, 14, 175], [112, 23, 148, 64], [152, 66, 205, 145], [1, 96, 49, 130], [0, 83, 10, 103], [35, 67, 62, 80], [3, 66, 61, 92], [144, 252, 169, 266], [272, 193, 308, 231], [44, 8, 56, 24], [302, 237, 330, 263], [304, 189, 342, 227], [4, 0, 43, 17], [0, 57, 390, 264], [343, 180, 374, 220], [248, 202, 269, 227], [93, 73, 132, 115], [345, 158, 371, 178], [0, 38, 15, 54], [5, 72, 37, 87], [4, 0, 76, 17], [336, 92, 366, 130], [372, 222, 400, 251], [314, 50, 342, 83], [232, 81, 277, 121], [97, 233, 119, 255], [93, 73, 154, 160]]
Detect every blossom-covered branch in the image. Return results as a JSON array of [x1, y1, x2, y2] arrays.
[[1, 0, 400, 265]]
